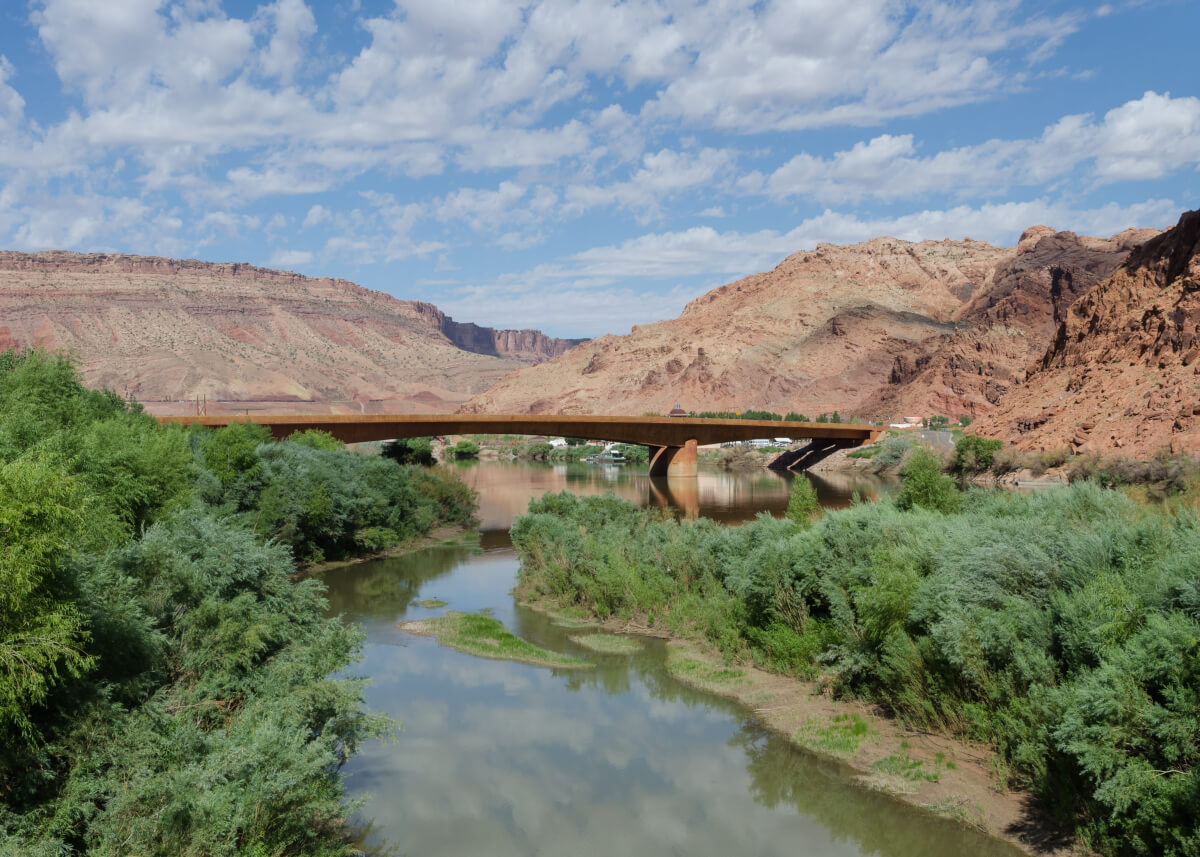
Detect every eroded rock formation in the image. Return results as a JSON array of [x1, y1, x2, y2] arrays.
[[976, 210, 1200, 455]]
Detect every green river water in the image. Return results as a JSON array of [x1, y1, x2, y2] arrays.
[[321, 460, 1025, 857]]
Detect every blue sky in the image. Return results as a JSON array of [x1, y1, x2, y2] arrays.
[[1, 0, 1197, 337]]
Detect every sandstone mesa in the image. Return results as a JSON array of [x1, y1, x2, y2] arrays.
[[0, 251, 583, 414]]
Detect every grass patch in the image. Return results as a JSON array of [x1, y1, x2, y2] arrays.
[[794, 713, 873, 756], [569, 633, 644, 655], [872, 753, 941, 782], [414, 598, 447, 608], [441, 531, 482, 549], [665, 647, 749, 693], [401, 612, 593, 669]]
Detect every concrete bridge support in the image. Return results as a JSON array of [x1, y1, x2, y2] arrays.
[[647, 438, 698, 478]]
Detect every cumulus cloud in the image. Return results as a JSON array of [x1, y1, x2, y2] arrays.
[[755, 92, 1200, 203], [268, 248, 313, 266]]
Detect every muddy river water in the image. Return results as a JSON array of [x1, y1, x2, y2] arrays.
[[321, 460, 1024, 857]]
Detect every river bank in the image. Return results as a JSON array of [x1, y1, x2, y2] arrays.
[[303, 524, 476, 575], [519, 596, 1080, 856], [510, 484, 1200, 857]]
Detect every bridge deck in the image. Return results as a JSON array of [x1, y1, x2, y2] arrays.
[[155, 413, 880, 449]]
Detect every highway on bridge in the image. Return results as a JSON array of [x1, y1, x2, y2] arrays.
[[156, 413, 880, 476]]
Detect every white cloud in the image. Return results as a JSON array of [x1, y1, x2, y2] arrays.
[[0, 57, 26, 134], [255, 0, 316, 83], [564, 148, 735, 219], [269, 248, 313, 266], [302, 203, 330, 227], [434, 181, 528, 232], [1093, 91, 1200, 181], [756, 92, 1200, 203]]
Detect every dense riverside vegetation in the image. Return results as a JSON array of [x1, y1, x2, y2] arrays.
[[0, 350, 475, 855], [512, 481, 1200, 856]]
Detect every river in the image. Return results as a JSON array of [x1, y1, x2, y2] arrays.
[[321, 460, 1024, 857]]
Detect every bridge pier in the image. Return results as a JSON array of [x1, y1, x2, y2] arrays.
[[647, 438, 698, 478]]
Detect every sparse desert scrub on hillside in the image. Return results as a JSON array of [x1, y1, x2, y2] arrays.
[[512, 477, 1200, 856]]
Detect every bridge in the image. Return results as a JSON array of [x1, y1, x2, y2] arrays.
[[155, 414, 880, 477]]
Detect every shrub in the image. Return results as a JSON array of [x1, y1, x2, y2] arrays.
[[952, 434, 1004, 474], [786, 475, 821, 525], [896, 449, 961, 513], [451, 440, 481, 459], [869, 433, 915, 471], [382, 437, 436, 466], [511, 482, 1200, 856], [287, 429, 344, 451], [989, 446, 1024, 475], [0, 350, 455, 854], [612, 443, 649, 463]]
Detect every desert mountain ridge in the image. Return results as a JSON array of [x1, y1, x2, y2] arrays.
[[462, 224, 1159, 427], [0, 250, 584, 414]]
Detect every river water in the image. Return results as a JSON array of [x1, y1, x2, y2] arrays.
[[321, 461, 1023, 857]]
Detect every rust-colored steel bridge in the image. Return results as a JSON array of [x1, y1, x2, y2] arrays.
[[156, 414, 880, 476]]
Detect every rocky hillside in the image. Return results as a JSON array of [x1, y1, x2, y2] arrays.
[[861, 226, 1157, 419], [462, 227, 1155, 419], [0, 251, 582, 414], [975, 210, 1200, 455]]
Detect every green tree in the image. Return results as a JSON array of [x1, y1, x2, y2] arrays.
[[0, 455, 93, 755], [952, 434, 1004, 474], [785, 475, 821, 525], [382, 437, 436, 466], [895, 448, 960, 513], [451, 440, 480, 459], [200, 420, 273, 488], [288, 428, 344, 451]]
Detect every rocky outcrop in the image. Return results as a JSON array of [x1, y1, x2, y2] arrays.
[[460, 228, 1154, 419], [404, 301, 585, 361], [0, 251, 575, 414], [976, 210, 1200, 455], [860, 226, 1157, 419]]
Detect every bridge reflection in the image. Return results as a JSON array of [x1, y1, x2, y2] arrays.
[[453, 461, 893, 537]]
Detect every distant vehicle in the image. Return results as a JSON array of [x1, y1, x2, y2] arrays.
[[587, 443, 628, 464]]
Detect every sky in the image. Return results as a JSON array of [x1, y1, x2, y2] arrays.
[[0, 0, 1197, 338]]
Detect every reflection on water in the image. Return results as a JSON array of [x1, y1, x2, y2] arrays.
[[325, 461, 1019, 857], [453, 459, 892, 532]]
